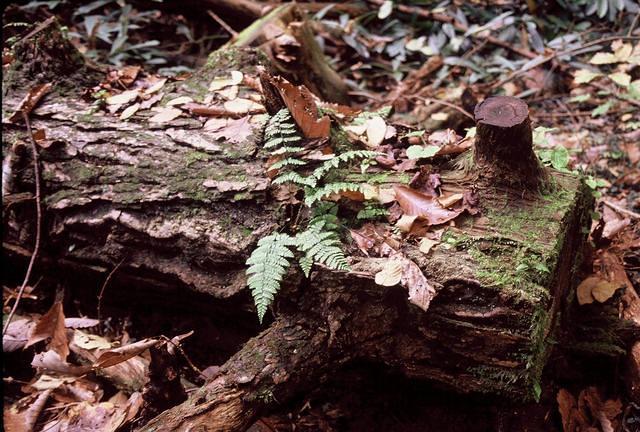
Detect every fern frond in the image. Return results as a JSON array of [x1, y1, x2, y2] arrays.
[[304, 182, 363, 206], [299, 254, 313, 278], [273, 171, 317, 187], [357, 206, 389, 220], [309, 203, 340, 231], [296, 222, 349, 272], [264, 135, 301, 149], [310, 150, 380, 182], [246, 233, 297, 323], [268, 158, 308, 171], [272, 146, 305, 155], [264, 108, 302, 151]]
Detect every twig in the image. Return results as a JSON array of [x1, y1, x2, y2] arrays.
[[490, 35, 640, 90], [207, 10, 238, 37], [366, 0, 537, 59], [415, 96, 474, 120], [628, 12, 640, 36], [3, 112, 43, 336], [97, 257, 126, 330], [602, 200, 640, 220], [161, 335, 204, 376]]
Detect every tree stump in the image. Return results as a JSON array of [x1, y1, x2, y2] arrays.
[[2, 18, 594, 432], [474, 96, 548, 191]]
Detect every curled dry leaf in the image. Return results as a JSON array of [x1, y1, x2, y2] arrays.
[[93, 337, 160, 369], [3, 317, 36, 352], [9, 82, 53, 122], [374, 255, 438, 311], [374, 259, 403, 286], [166, 96, 194, 106], [576, 275, 623, 305], [144, 78, 167, 96], [64, 317, 100, 329], [270, 75, 330, 139], [26, 301, 69, 360], [393, 185, 463, 225]]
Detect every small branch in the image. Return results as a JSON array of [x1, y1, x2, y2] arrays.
[[415, 96, 474, 120], [367, 0, 537, 60], [207, 10, 238, 38], [97, 257, 126, 332], [3, 113, 43, 336], [602, 200, 640, 220]]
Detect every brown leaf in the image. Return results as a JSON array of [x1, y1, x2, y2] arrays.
[[3, 316, 36, 352], [149, 107, 182, 124], [31, 350, 91, 375], [270, 75, 330, 139], [93, 338, 160, 369], [9, 83, 53, 122], [393, 185, 463, 225], [205, 116, 254, 144], [118, 65, 141, 86], [374, 254, 438, 311], [3, 389, 53, 432], [557, 389, 577, 432], [64, 317, 100, 329], [26, 301, 69, 360]]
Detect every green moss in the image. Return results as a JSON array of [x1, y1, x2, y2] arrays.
[[185, 151, 212, 167]]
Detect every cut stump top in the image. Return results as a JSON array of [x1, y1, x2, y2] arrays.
[[474, 96, 529, 128]]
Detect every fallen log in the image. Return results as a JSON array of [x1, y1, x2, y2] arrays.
[[2, 15, 594, 432]]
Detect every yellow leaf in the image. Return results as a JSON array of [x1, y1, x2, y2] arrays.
[[589, 52, 618, 65], [592, 280, 622, 303], [576, 276, 597, 305], [613, 42, 632, 62], [419, 238, 438, 255], [574, 69, 601, 84], [609, 72, 631, 87]]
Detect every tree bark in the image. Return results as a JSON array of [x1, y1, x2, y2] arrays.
[[3, 18, 595, 432]]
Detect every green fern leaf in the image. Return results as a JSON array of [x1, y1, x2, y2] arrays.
[[273, 171, 317, 187], [296, 222, 349, 272], [272, 146, 305, 155], [299, 254, 313, 278], [246, 233, 296, 323], [268, 158, 308, 171], [310, 150, 380, 182], [304, 182, 363, 206]]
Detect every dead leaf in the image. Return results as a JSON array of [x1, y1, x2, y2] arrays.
[[119, 102, 140, 120], [438, 193, 464, 208], [144, 78, 167, 95], [93, 338, 160, 369], [106, 89, 139, 105], [365, 116, 387, 147], [374, 259, 403, 286], [149, 107, 182, 124], [205, 116, 254, 144], [64, 317, 100, 329], [401, 256, 437, 311], [9, 83, 53, 122], [72, 330, 112, 350], [3, 389, 52, 432], [557, 389, 577, 432], [216, 85, 239, 100], [118, 65, 140, 86], [209, 71, 243, 91], [166, 96, 194, 106], [393, 185, 463, 225], [3, 317, 37, 352], [270, 75, 330, 139], [396, 214, 418, 232], [31, 350, 91, 375], [26, 301, 69, 360], [419, 237, 439, 254], [223, 98, 265, 114], [577, 275, 623, 304]]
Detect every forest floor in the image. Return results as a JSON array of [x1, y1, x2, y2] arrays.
[[3, 1, 640, 431]]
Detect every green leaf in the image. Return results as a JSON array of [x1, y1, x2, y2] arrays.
[[568, 94, 590, 103], [591, 101, 613, 117], [406, 145, 440, 159], [532, 126, 555, 146], [550, 147, 569, 171], [574, 69, 601, 84], [609, 72, 631, 87]]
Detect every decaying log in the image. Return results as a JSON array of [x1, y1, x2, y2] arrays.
[[3, 17, 595, 432]]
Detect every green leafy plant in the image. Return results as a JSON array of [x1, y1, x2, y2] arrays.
[[246, 108, 380, 322]]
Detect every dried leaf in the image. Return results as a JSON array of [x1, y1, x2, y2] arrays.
[[118, 65, 140, 86], [31, 350, 91, 375], [393, 185, 463, 225], [93, 338, 160, 369], [3, 317, 36, 352], [396, 214, 418, 232], [26, 301, 69, 360], [166, 96, 194, 106], [401, 256, 437, 311], [438, 193, 464, 208], [205, 116, 254, 144], [149, 107, 182, 124], [72, 330, 112, 350], [106, 89, 139, 105], [557, 389, 577, 432], [9, 83, 53, 122], [365, 116, 387, 147], [419, 238, 439, 254], [144, 78, 167, 95], [216, 85, 239, 100], [3, 389, 52, 432], [223, 98, 265, 114], [119, 102, 140, 120], [209, 71, 244, 91], [64, 317, 100, 329], [270, 75, 331, 139], [374, 259, 403, 286]]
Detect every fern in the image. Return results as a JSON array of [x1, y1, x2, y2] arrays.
[[268, 157, 307, 171], [296, 222, 350, 273], [357, 204, 388, 220], [310, 150, 380, 183], [272, 146, 305, 155], [304, 182, 363, 206], [246, 233, 297, 323], [273, 171, 317, 187], [263, 108, 302, 150]]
